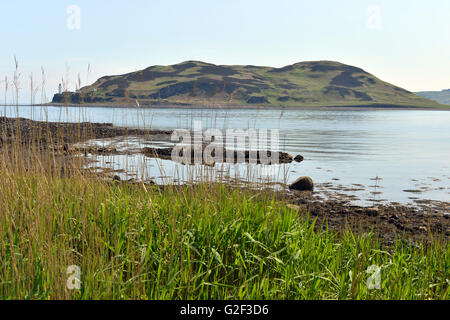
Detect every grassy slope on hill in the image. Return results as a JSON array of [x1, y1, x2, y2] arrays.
[[52, 60, 442, 108]]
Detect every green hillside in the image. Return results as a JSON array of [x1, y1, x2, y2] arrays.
[[416, 89, 450, 105], [52, 60, 441, 107]]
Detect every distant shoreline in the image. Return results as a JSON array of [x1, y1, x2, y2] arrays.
[[23, 102, 450, 111]]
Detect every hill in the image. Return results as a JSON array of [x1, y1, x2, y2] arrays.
[[416, 89, 450, 105], [52, 60, 441, 108]]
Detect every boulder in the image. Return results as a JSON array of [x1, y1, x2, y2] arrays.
[[365, 207, 379, 216], [289, 176, 314, 191], [418, 226, 428, 232], [294, 155, 304, 163]]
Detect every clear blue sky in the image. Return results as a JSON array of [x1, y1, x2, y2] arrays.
[[0, 0, 449, 103]]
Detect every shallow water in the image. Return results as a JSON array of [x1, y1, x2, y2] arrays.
[[5, 105, 450, 206]]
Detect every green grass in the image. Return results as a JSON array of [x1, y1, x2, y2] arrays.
[[1, 171, 448, 300]]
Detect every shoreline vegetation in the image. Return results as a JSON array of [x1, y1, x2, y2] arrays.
[[0, 116, 448, 299]]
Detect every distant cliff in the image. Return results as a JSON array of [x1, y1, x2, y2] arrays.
[[52, 60, 441, 108], [416, 89, 450, 105]]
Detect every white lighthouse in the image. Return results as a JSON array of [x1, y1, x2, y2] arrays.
[[58, 83, 62, 94]]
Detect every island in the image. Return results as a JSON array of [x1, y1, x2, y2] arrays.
[[51, 60, 443, 108]]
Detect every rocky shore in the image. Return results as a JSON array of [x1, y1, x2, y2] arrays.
[[0, 117, 172, 146], [281, 190, 449, 247]]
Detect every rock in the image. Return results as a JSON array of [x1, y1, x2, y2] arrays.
[[113, 175, 121, 182], [289, 176, 314, 191], [418, 226, 428, 232], [294, 155, 304, 163], [365, 207, 379, 216], [286, 204, 300, 211], [388, 214, 400, 224]]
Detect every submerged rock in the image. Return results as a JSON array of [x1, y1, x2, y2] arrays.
[[294, 155, 304, 163], [289, 176, 314, 191], [142, 146, 294, 164]]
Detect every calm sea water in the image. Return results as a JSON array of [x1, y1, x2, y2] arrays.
[[4, 105, 450, 206]]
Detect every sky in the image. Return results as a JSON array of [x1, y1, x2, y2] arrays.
[[0, 0, 449, 103]]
